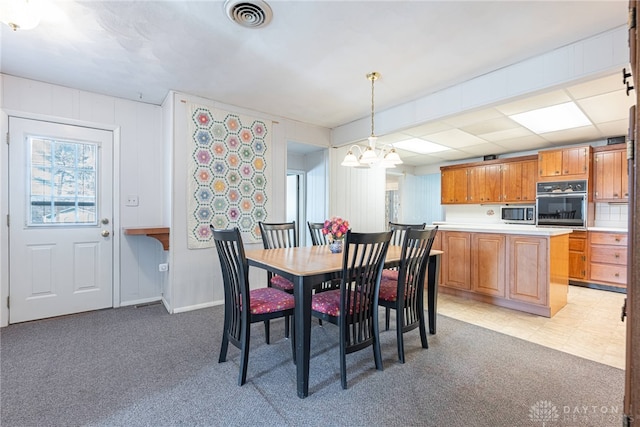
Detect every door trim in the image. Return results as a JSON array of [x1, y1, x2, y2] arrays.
[[0, 111, 122, 327]]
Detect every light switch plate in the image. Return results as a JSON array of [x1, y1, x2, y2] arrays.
[[125, 195, 139, 207]]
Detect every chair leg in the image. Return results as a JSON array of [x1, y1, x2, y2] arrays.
[[238, 331, 250, 386], [264, 320, 270, 345], [284, 315, 290, 338], [340, 340, 348, 390], [290, 316, 296, 363], [219, 332, 229, 363], [373, 316, 383, 371], [397, 308, 405, 363], [385, 307, 391, 331], [418, 307, 429, 350]]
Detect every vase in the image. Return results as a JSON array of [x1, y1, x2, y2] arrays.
[[328, 237, 343, 254]]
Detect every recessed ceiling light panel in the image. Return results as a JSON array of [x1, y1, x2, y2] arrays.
[[394, 138, 450, 154], [509, 102, 592, 134], [225, 0, 273, 28]]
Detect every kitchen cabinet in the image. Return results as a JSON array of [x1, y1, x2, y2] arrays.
[[594, 146, 629, 202], [441, 168, 468, 204], [441, 231, 471, 290], [568, 230, 588, 281], [440, 155, 537, 205], [468, 164, 502, 203], [438, 228, 568, 317], [471, 233, 505, 297], [538, 146, 591, 181], [589, 231, 627, 288], [501, 159, 537, 203]]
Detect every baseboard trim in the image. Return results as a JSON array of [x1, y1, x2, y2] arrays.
[[569, 281, 627, 294], [172, 299, 224, 314]]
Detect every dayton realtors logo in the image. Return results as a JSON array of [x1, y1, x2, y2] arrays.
[[529, 400, 622, 425], [529, 400, 559, 426]]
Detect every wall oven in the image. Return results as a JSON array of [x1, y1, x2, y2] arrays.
[[536, 180, 587, 228]]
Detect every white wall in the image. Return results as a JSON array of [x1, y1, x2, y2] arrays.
[[0, 74, 166, 326], [166, 92, 331, 313]]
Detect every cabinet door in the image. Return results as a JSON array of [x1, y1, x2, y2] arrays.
[[471, 233, 505, 296], [501, 162, 522, 202], [621, 151, 629, 199], [507, 235, 547, 305], [441, 231, 471, 290], [594, 150, 624, 201], [469, 165, 501, 203], [538, 150, 563, 177], [441, 168, 468, 204], [520, 160, 537, 202], [562, 146, 589, 176], [568, 232, 587, 280]]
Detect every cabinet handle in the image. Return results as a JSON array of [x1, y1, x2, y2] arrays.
[[614, 193, 619, 197], [615, 273, 620, 277], [615, 253, 620, 258], [615, 237, 621, 242]]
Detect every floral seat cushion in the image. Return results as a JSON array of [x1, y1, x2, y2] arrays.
[[249, 287, 295, 314], [270, 275, 294, 291], [379, 278, 415, 302], [311, 289, 369, 317], [381, 269, 399, 280]]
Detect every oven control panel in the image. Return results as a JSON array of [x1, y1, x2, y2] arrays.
[[536, 180, 587, 194]]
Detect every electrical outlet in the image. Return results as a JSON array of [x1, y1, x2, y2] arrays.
[[158, 263, 169, 272], [125, 195, 139, 207]]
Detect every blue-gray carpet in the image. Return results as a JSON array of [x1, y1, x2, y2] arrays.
[[0, 303, 624, 426]]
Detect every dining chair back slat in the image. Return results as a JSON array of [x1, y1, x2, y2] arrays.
[[388, 221, 426, 246], [307, 221, 328, 246]]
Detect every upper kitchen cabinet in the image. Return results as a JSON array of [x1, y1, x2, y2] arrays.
[[501, 157, 537, 203], [538, 145, 592, 181], [593, 145, 628, 202], [468, 164, 502, 203], [441, 167, 468, 204]]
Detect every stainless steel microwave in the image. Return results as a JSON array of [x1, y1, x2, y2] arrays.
[[501, 206, 535, 224]]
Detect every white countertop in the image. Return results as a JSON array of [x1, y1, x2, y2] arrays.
[[587, 226, 628, 233], [432, 222, 573, 236]]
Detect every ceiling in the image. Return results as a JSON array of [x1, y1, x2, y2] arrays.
[[0, 0, 631, 166]]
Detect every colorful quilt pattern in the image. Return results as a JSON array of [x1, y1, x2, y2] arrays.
[[188, 104, 270, 248]]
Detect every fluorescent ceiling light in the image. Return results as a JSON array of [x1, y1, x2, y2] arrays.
[[393, 138, 450, 154], [509, 102, 592, 134]]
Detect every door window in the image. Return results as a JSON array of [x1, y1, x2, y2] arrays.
[[28, 137, 98, 226]]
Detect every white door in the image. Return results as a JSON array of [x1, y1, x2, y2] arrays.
[[8, 117, 113, 323]]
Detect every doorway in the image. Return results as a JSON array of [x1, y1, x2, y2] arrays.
[[286, 171, 306, 245], [8, 117, 114, 323]]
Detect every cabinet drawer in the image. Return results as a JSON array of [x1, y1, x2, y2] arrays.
[[568, 237, 586, 251], [590, 263, 627, 285], [590, 245, 627, 265], [590, 232, 627, 246]]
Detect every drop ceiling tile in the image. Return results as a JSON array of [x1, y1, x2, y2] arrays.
[[400, 121, 453, 137], [595, 119, 629, 137], [495, 90, 571, 115], [441, 108, 504, 128], [577, 90, 634, 124], [480, 126, 534, 142], [538, 125, 600, 143], [422, 128, 488, 148], [567, 73, 627, 99], [458, 142, 510, 156], [461, 116, 520, 135], [430, 149, 470, 160], [494, 134, 549, 151]]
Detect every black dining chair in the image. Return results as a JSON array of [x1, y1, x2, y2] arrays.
[[211, 227, 295, 386], [311, 230, 392, 389], [378, 226, 438, 363], [258, 221, 297, 341], [381, 222, 426, 330], [307, 221, 329, 246]]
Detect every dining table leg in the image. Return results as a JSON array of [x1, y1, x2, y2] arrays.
[[294, 275, 312, 398], [427, 253, 441, 335]]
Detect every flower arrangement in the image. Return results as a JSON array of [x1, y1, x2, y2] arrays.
[[322, 216, 350, 241]]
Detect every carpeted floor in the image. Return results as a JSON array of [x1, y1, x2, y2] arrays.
[[0, 303, 625, 426]]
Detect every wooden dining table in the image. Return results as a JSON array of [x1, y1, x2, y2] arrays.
[[244, 244, 443, 398]]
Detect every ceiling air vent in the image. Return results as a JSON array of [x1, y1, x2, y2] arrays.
[[225, 0, 273, 28]]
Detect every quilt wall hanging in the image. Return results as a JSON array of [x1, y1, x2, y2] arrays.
[[187, 103, 271, 249]]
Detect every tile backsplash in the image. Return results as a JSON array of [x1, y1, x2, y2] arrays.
[[594, 203, 628, 229]]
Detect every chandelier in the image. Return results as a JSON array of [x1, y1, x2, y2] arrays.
[[341, 72, 402, 168], [0, 0, 41, 31]]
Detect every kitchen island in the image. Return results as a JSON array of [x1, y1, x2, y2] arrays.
[[432, 223, 572, 317]]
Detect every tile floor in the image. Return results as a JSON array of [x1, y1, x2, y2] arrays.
[[437, 285, 627, 369]]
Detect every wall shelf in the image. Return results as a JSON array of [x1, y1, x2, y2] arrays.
[[123, 226, 170, 250]]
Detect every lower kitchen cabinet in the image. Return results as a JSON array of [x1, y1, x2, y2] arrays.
[[588, 231, 627, 288], [439, 230, 569, 317], [441, 231, 471, 290], [471, 233, 505, 297], [568, 231, 588, 281]]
